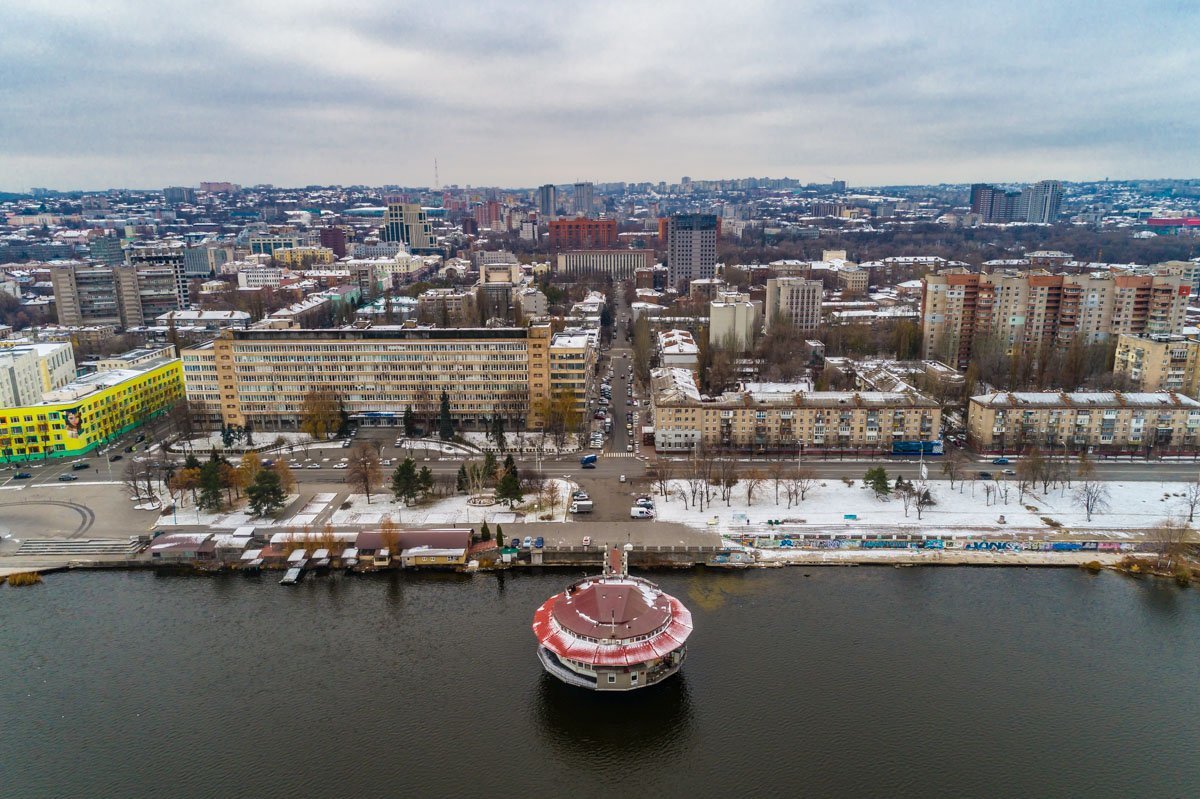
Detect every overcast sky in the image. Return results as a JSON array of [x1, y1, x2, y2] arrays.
[[2, 0, 1198, 191]]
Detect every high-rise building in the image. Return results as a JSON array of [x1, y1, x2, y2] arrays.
[[183, 245, 231, 278], [572, 182, 594, 218], [709, 291, 762, 351], [319, 226, 348, 258], [382, 202, 436, 253], [128, 244, 189, 309], [764, 277, 823, 332], [921, 267, 1192, 368], [163, 186, 196, 205], [537, 184, 557, 220], [666, 214, 718, 288], [50, 264, 126, 326], [88, 235, 123, 265], [1023, 180, 1064, 224]]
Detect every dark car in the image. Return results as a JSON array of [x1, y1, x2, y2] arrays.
[[123, 445, 136, 453], [14, 472, 33, 479], [58, 473, 78, 482], [135, 433, 146, 442], [978, 471, 994, 480], [109, 454, 123, 462], [991, 457, 1011, 465], [71, 462, 90, 470]]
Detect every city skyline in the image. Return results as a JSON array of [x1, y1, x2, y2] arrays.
[[3, 1, 1199, 191]]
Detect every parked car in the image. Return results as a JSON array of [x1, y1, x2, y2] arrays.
[[992, 457, 1011, 465], [14, 472, 33, 479], [534, 537, 544, 548], [58, 473, 78, 481], [636, 498, 654, 509], [630, 506, 654, 519], [523, 536, 533, 548]]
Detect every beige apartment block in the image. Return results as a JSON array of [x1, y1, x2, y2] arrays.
[[650, 367, 940, 453], [1113, 333, 1200, 397], [967, 391, 1200, 455]]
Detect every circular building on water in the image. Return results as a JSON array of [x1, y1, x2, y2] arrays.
[[532, 544, 693, 691]]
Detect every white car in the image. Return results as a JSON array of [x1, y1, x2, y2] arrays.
[[619, 474, 626, 483], [306, 463, 321, 469], [333, 463, 348, 469]]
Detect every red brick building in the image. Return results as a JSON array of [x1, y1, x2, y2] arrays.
[[548, 218, 617, 250]]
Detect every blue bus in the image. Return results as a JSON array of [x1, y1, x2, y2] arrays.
[[892, 440, 944, 456]]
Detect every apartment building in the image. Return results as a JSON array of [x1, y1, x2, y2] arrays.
[[555, 249, 654, 279], [650, 367, 940, 453], [50, 263, 125, 326], [666, 214, 718, 288], [272, 246, 336, 267], [416, 288, 475, 325], [764, 277, 822, 332], [181, 324, 560, 431], [921, 267, 1192, 369], [967, 391, 1200, 455], [1113, 334, 1200, 396], [709, 291, 761, 351], [548, 219, 617, 250], [549, 329, 598, 417]]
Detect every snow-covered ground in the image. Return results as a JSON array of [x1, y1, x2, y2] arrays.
[[178, 431, 345, 453], [652, 478, 1195, 534], [461, 431, 580, 454], [329, 479, 576, 526], [156, 493, 303, 529], [393, 437, 478, 455]]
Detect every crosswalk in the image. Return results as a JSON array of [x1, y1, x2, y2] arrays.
[[16, 538, 145, 557], [605, 452, 638, 458]]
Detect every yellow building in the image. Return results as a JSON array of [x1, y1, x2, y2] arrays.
[[272, 246, 336, 266], [0, 357, 184, 462], [1113, 333, 1200, 397]]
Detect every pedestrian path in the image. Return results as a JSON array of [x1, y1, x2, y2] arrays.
[[16, 538, 143, 557]]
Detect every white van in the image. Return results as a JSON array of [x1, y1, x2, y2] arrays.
[[630, 507, 654, 519]]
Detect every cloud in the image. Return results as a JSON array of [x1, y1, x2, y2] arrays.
[[1, 0, 1198, 190]]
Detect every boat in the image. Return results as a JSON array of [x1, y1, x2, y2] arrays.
[[531, 544, 692, 691]]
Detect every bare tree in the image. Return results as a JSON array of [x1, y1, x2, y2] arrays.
[[897, 484, 915, 517], [794, 468, 818, 502], [743, 469, 765, 507], [940, 452, 965, 491], [1180, 480, 1200, 523], [1072, 480, 1110, 523], [653, 461, 675, 501], [716, 458, 738, 506], [346, 443, 382, 503], [1148, 516, 1191, 572], [915, 485, 935, 520], [766, 460, 787, 505]]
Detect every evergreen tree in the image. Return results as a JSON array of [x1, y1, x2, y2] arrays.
[[403, 405, 417, 438], [244, 422, 254, 447], [438, 391, 454, 440], [418, 465, 433, 494], [392, 458, 418, 504], [246, 468, 286, 517], [495, 524, 504, 545], [220, 425, 235, 448], [480, 520, 491, 543], [184, 453, 201, 470], [483, 450, 498, 481], [496, 469, 523, 507], [456, 464, 468, 492], [490, 411, 506, 452], [864, 466, 891, 499], [198, 460, 224, 512], [503, 453, 518, 482]]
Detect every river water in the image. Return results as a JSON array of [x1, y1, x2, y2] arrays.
[[3, 567, 1198, 798]]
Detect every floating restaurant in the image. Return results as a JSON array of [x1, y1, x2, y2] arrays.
[[532, 544, 693, 691]]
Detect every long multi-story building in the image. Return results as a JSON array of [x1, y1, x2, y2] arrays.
[[181, 324, 572, 432], [666, 214, 718, 288], [548, 218, 617, 250], [650, 368, 940, 454], [967, 391, 1200, 455], [970, 180, 1063, 224], [921, 268, 1192, 368], [1113, 333, 1200, 397], [549, 329, 598, 417], [555, 249, 654, 280], [764, 277, 822, 332], [0, 355, 183, 463]]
